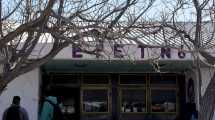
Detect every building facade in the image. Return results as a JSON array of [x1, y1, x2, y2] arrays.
[[0, 43, 214, 120]]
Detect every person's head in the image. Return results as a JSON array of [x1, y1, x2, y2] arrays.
[[12, 96, 21, 106]]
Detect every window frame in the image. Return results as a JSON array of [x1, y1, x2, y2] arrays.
[[50, 73, 80, 87], [149, 74, 177, 87], [149, 74, 179, 114], [119, 74, 147, 86], [81, 74, 111, 86], [80, 87, 111, 114], [119, 87, 147, 114], [150, 87, 178, 114], [118, 73, 179, 115]]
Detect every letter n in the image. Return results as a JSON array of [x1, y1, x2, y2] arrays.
[[161, 47, 171, 58]]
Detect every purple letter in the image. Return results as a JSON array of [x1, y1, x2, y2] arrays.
[[178, 50, 186, 59], [161, 47, 171, 58], [114, 44, 124, 58], [72, 45, 83, 58]]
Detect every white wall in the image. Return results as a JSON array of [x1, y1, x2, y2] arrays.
[[198, 67, 215, 120], [200, 68, 215, 96], [185, 68, 215, 110], [187, 67, 215, 120], [0, 68, 40, 120]]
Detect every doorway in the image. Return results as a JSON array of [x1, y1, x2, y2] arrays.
[[45, 87, 80, 120], [40, 73, 81, 120]]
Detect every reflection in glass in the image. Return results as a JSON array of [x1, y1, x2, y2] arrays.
[[83, 89, 108, 112], [121, 89, 146, 113], [151, 90, 176, 112], [62, 99, 75, 114]]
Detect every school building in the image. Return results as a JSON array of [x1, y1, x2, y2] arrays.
[[0, 28, 214, 120]]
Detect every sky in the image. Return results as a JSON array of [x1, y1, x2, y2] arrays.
[[2, 0, 214, 23], [143, 0, 215, 22], [144, 0, 196, 22]]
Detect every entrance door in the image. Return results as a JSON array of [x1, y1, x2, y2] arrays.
[[41, 73, 81, 120], [48, 87, 80, 120], [61, 87, 80, 120]]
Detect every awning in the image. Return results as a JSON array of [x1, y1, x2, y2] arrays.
[[42, 60, 193, 73]]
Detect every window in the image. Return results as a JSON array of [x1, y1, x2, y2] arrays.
[[51, 74, 79, 84], [119, 73, 178, 114], [120, 88, 146, 113], [119, 74, 147, 113], [81, 88, 109, 113], [150, 74, 177, 85], [150, 74, 178, 113], [82, 74, 110, 85], [119, 74, 146, 85], [151, 89, 177, 113], [81, 74, 110, 114]]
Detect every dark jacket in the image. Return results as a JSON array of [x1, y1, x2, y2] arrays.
[[2, 104, 29, 120]]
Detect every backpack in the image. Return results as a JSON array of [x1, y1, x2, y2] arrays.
[[5, 106, 22, 120], [45, 99, 65, 120]]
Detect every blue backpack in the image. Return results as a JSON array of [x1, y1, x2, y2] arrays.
[[45, 99, 65, 120]]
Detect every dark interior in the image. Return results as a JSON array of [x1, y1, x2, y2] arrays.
[[40, 72, 186, 120]]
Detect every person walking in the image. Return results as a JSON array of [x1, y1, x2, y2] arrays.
[[2, 96, 29, 120], [39, 96, 64, 120]]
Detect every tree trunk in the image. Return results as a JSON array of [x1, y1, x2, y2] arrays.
[[199, 73, 215, 120], [0, 78, 7, 95]]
